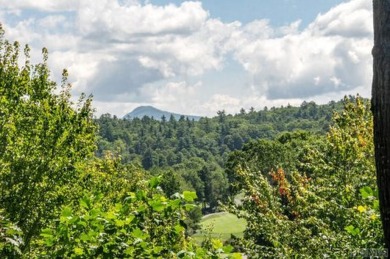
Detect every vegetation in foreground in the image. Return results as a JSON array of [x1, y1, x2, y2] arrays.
[[0, 27, 237, 258], [225, 97, 384, 257]]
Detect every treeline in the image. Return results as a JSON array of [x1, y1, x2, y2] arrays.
[[95, 99, 344, 210]]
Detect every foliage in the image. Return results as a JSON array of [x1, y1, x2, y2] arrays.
[[95, 99, 343, 210], [37, 171, 234, 258], [226, 97, 383, 257], [0, 29, 241, 258], [0, 210, 23, 257], [0, 24, 96, 252]]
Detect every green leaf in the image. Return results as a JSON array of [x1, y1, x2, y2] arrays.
[[153, 246, 163, 254], [77, 219, 87, 227], [61, 206, 72, 217], [231, 253, 244, 259], [137, 204, 147, 212], [149, 200, 165, 212], [169, 199, 181, 210], [149, 176, 160, 188], [136, 190, 146, 200], [40, 228, 54, 239], [131, 228, 144, 239], [90, 208, 101, 218], [184, 204, 196, 211], [211, 239, 223, 250], [373, 200, 380, 210], [125, 247, 134, 255], [106, 211, 117, 220], [174, 224, 185, 234], [344, 225, 360, 236], [222, 245, 234, 253], [80, 196, 90, 209], [126, 215, 135, 224], [74, 247, 84, 255], [115, 219, 125, 227], [360, 186, 373, 199], [114, 203, 123, 212], [183, 191, 197, 202], [80, 233, 90, 242]]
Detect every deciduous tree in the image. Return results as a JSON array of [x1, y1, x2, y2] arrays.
[[0, 25, 96, 252]]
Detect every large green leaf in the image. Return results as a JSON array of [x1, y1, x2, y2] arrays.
[[183, 191, 197, 202]]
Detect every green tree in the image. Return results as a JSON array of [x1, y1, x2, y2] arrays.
[[0, 25, 96, 252], [160, 169, 181, 197], [227, 97, 383, 257], [142, 148, 156, 169], [226, 138, 294, 196]]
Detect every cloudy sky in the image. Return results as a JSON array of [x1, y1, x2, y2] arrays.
[[0, 0, 373, 117]]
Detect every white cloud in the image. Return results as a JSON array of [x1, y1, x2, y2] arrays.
[[37, 15, 67, 29], [142, 81, 200, 113], [229, 0, 372, 101], [48, 51, 114, 93], [70, 1, 238, 100], [36, 14, 75, 36], [77, 1, 208, 37], [201, 94, 241, 115], [74, 1, 237, 78], [310, 0, 372, 38], [2, 18, 40, 43], [0, 0, 374, 117], [0, 0, 79, 12]]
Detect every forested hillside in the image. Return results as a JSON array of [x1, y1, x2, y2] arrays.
[[96, 100, 343, 210]]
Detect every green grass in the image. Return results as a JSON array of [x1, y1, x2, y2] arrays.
[[192, 212, 246, 242]]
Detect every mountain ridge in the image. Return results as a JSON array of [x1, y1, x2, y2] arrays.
[[124, 106, 202, 121]]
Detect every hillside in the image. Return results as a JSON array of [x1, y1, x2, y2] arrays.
[[95, 98, 346, 211]]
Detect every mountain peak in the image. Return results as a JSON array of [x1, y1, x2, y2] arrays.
[[124, 106, 201, 121]]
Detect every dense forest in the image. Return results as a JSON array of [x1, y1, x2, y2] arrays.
[[95, 99, 343, 211], [0, 26, 385, 258]]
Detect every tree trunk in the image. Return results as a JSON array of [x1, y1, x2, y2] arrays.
[[372, 0, 390, 249]]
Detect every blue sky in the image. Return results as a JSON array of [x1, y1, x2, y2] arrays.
[[0, 0, 373, 117], [151, 0, 343, 25]]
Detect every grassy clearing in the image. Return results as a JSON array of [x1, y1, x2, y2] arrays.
[[192, 212, 246, 242]]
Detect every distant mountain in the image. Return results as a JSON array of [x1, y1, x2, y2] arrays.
[[123, 106, 202, 121]]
